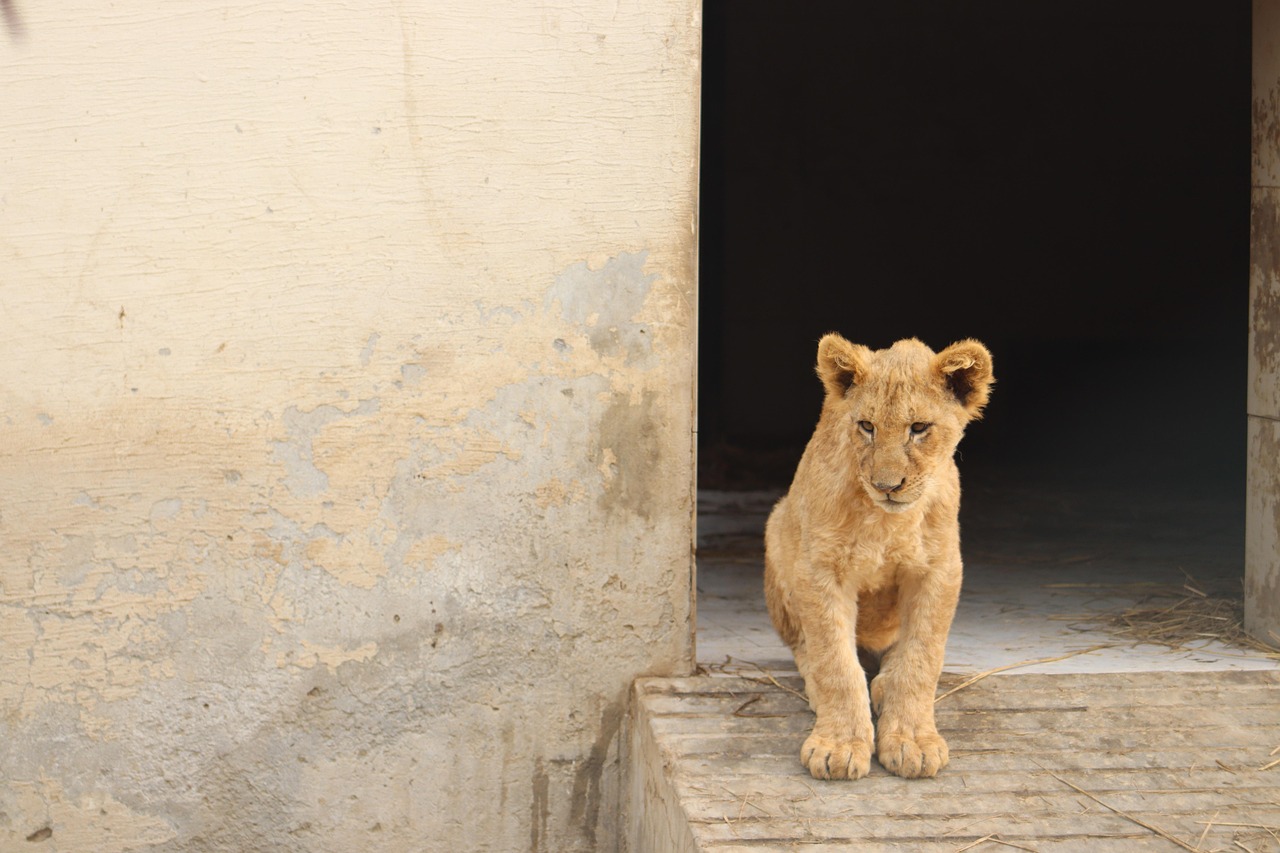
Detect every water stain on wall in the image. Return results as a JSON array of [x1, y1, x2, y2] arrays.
[[530, 758, 550, 853], [596, 391, 662, 521]]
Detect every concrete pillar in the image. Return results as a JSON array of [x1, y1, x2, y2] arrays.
[[0, 2, 700, 850], [1248, 0, 1280, 645]]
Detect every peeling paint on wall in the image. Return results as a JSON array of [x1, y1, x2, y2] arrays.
[[548, 251, 660, 365], [272, 400, 382, 498]]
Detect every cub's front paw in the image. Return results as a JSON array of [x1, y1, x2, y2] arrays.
[[876, 729, 949, 779], [800, 732, 872, 781]]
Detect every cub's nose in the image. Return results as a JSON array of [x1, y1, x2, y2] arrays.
[[873, 478, 905, 494]]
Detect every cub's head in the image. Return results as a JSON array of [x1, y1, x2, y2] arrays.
[[815, 334, 994, 514]]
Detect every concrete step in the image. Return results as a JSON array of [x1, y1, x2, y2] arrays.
[[628, 669, 1280, 852]]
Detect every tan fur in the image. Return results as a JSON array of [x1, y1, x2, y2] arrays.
[[764, 334, 994, 780]]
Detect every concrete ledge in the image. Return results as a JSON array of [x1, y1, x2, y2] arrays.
[[628, 670, 1280, 851], [628, 678, 701, 853]]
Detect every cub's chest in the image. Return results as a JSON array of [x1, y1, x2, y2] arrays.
[[812, 516, 929, 590]]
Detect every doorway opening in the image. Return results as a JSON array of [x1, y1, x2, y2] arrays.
[[695, 2, 1256, 672]]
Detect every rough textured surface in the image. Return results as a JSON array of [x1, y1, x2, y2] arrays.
[[1251, 187, 1280, 420], [633, 671, 1280, 852], [1256, 0, 1280, 192], [1251, 1, 1280, 647], [1247, 417, 1280, 643], [0, 3, 699, 851]]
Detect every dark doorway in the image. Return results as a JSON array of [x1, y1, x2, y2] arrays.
[[698, 1, 1251, 504]]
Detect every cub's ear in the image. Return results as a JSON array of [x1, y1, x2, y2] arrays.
[[933, 339, 994, 419], [815, 333, 871, 398]]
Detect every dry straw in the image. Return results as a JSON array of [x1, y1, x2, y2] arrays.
[[1082, 574, 1280, 662]]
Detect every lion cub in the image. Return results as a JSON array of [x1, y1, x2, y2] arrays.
[[764, 334, 993, 780]]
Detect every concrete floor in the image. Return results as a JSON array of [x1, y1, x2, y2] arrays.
[[696, 475, 1277, 676]]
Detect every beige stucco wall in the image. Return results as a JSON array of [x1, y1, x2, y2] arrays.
[[0, 2, 699, 850], [1251, 0, 1280, 646]]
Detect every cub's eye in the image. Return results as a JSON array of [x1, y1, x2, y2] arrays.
[[910, 422, 932, 434], [857, 420, 874, 434]]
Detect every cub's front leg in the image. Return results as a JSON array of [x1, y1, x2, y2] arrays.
[[791, 573, 874, 781], [869, 566, 961, 778]]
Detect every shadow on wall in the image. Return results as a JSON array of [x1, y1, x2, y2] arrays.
[[2, 0, 24, 41]]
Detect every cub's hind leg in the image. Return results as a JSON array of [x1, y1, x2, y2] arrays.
[[763, 499, 801, 655], [762, 499, 814, 696], [763, 519, 813, 701]]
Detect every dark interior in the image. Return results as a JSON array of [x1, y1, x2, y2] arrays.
[[698, 1, 1251, 522]]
